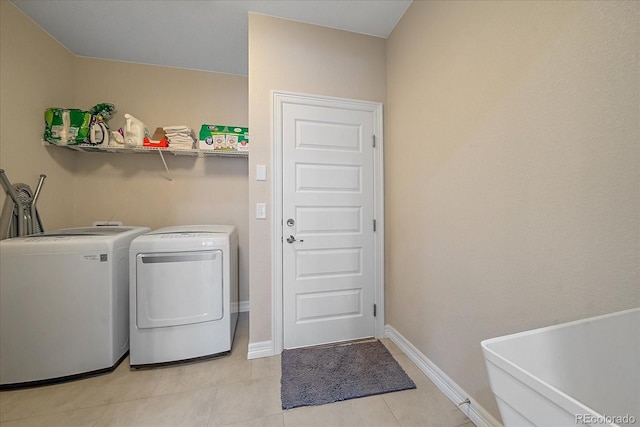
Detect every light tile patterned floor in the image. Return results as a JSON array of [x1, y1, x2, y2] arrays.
[[0, 313, 473, 427]]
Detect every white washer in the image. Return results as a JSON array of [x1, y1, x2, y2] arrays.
[[0, 226, 151, 388], [129, 225, 238, 367]]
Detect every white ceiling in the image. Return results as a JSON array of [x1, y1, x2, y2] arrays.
[[11, 0, 411, 76]]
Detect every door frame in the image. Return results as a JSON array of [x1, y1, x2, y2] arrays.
[[271, 90, 385, 353]]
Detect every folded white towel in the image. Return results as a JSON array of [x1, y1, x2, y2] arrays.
[[165, 131, 195, 137], [162, 125, 196, 149], [168, 136, 194, 142], [163, 125, 190, 132]]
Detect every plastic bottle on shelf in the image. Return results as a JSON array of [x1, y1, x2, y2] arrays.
[[123, 114, 146, 147]]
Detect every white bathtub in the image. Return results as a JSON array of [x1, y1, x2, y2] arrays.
[[482, 308, 639, 427]]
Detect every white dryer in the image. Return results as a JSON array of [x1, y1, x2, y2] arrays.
[[129, 225, 238, 367], [0, 226, 150, 388]]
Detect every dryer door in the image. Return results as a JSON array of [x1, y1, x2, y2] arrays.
[[136, 250, 223, 329]]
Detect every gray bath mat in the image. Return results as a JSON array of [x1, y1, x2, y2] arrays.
[[280, 340, 416, 410]]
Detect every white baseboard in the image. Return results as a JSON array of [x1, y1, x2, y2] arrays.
[[247, 340, 274, 360], [241, 301, 273, 359], [385, 325, 502, 427]]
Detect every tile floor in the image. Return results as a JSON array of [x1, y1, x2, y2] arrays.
[[0, 313, 473, 427]]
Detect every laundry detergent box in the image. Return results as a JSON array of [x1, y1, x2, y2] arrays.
[[199, 125, 249, 152]]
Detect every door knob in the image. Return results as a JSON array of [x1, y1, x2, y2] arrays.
[[286, 235, 304, 244]]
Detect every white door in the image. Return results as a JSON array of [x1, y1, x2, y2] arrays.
[[281, 98, 378, 349]]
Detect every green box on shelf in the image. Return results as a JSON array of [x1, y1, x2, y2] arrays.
[[198, 124, 249, 152]]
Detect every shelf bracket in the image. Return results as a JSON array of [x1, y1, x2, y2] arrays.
[[157, 149, 173, 181]]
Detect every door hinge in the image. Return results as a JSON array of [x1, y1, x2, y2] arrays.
[[373, 219, 377, 232], [374, 304, 377, 317], [372, 135, 376, 148]]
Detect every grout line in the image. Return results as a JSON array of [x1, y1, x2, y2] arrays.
[[380, 392, 404, 427]]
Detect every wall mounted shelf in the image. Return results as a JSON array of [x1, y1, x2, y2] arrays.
[[43, 140, 248, 181], [42, 141, 248, 158]]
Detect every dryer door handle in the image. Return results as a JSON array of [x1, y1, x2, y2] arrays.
[[139, 253, 217, 263]]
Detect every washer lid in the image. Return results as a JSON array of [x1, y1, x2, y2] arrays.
[[37, 226, 145, 236]]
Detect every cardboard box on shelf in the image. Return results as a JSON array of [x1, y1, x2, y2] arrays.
[[144, 127, 169, 148], [199, 124, 249, 152]]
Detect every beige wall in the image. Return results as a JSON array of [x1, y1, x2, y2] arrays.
[[247, 14, 386, 343], [386, 0, 639, 420], [0, 1, 76, 231]]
